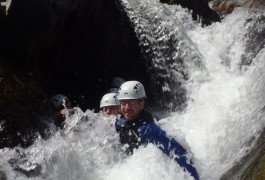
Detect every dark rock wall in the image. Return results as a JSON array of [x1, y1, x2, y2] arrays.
[[0, 60, 53, 149], [0, 0, 148, 111]]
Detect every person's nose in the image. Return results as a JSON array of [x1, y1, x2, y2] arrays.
[[106, 109, 111, 114], [125, 103, 132, 110]]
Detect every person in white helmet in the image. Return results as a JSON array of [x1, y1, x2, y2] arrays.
[[100, 92, 120, 117], [115, 81, 199, 180], [50, 94, 72, 128]]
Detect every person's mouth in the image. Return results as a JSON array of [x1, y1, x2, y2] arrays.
[[125, 110, 133, 115]]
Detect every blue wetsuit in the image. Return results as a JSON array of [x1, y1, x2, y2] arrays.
[[115, 110, 199, 180]]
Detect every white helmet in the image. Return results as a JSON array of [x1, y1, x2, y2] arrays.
[[117, 81, 146, 100], [111, 77, 125, 88], [50, 94, 68, 108], [100, 93, 120, 108]]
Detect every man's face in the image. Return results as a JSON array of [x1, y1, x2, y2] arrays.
[[120, 99, 144, 121], [103, 106, 119, 116]]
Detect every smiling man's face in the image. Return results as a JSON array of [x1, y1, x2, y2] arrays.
[[120, 99, 144, 121]]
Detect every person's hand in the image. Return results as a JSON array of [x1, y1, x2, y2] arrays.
[[59, 109, 65, 115]]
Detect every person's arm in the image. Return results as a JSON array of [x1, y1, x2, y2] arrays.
[[140, 123, 199, 180]]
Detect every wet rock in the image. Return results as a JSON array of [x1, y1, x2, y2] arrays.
[[210, 0, 235, 14], [0, 60, 53, 149], [160, 0, 221, 25], [0, 170, 7, 180], [8, 158, 42, 178], [8, 148, 43, 177], [240, 13, 265, 67], [210, 0, 265, 14], [221, 128, 265, 180]]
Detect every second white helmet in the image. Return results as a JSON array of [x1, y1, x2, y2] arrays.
[[100, 93, 120, 108], [117, 81, 146, 100]]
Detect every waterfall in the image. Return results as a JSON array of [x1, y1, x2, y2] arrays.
[[119, 0, 208, 114], [0, 1, 264, 180]]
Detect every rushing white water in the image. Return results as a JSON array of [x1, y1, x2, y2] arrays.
[[1, 1, 265, 180]]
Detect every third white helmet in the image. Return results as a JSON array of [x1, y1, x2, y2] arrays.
[[100, 93, 120, 108], [117, 81, 146, 100]]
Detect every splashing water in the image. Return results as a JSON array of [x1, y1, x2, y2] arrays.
[[0, 1, 265, 180], [156, 6, 265, 180], [120, 0, 209, 113]]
